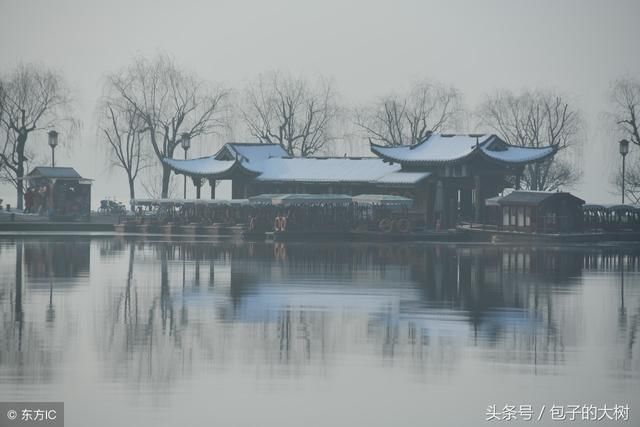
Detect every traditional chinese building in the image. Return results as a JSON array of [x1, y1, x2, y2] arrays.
[[163, 133, 554, 228]]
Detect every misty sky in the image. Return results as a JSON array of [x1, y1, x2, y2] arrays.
[[1, 0, 639, 204]]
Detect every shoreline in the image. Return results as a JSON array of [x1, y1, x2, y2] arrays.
[[1, 220, 640, 245]]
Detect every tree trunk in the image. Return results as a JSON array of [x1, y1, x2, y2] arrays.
[[16, 136, 26, 211], [161, 164, 172, 198], [128, 176, 136, 212]]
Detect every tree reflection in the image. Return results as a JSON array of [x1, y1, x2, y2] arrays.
[[3, 237, 640, 389], [0, 238, 90, 385], [93, 241, 596, 384]]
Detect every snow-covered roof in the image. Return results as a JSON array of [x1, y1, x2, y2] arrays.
[[164, 145, 424, 185], [27, 167, 84, 179], [370, 133, 555, 165], [164, 156, 237, 176], [254, 157, 404, 183], [163, 137, 552, 185], [481, 145, 555, 163], [218, 143, 289, 166]]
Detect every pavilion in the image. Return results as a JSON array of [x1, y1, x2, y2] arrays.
[[163, 133, 555, 228]]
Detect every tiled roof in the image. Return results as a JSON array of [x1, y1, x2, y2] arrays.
[[371, 133, 555, 165], [164, 156, 237, 175], [165, 143, 429, 185], [254, 157, 402, 183]]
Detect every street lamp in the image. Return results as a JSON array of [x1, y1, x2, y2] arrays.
[[48, 130, 59, 167], [619, 139, 630, 204], [181, 132, 191, 199]]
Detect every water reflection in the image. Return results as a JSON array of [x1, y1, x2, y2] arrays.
[[0, 238, 91, 385], [1, 238, 639, 392]]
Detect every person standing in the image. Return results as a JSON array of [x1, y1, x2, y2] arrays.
[[24, 188, 33, 213]]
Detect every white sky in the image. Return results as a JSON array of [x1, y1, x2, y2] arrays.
[[1, 0, 639, 204]]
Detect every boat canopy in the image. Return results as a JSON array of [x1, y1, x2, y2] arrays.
[[134, 193, 415, 208], [583, 203, 640, 212], [132, 198, 249, 206], [351, 194, 413, 207], [248, 194, 353, 205]]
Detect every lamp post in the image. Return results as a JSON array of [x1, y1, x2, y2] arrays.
[[619, 139, 630, 204], [181, 132, 191, 199], [48, 130, 58, 167]]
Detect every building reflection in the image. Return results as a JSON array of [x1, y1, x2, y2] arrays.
[[91, 239, 640, 386], [23, 238, 90, 281], [2, 237, 639, 389]]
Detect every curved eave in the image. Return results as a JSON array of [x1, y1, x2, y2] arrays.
[[370, 142, 478, 166], [162, 157, 259, 179], [479, 145, 557, 166], [371, 141, 557, 167]]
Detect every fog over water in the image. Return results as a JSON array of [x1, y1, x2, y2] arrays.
[[1, 0, 639, 204]]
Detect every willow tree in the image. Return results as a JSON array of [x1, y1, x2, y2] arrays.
[[97, 96, 147, 210], [355, 80, 463, 147], [479, 90, 582, 191], [107, 54, 228, 198], [0, 64, 75, 209], [609, 78, 640, 203], [241, 71, 338, 157]]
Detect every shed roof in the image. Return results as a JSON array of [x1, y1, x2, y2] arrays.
[[27, 167, 83, 179], [496, 191, 585, 206]]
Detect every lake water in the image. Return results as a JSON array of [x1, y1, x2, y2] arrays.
[[0, 235, 638, 426]]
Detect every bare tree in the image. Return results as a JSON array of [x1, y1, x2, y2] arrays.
[[0, 64, 76, 209], [107, 54, 228, 198], [610, 78, 640, 147], [478, 90, 582, 191], [613, 162, 640, 204], [241, 71, 338, 156], [356, 80, 462, 147], [98, 96, 148, 210], [609, 78, 640, 202]]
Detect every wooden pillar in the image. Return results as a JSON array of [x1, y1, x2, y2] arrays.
[[474, 175, 482, 223], [208, 178, 216, 199], [192, 177, 202, 199], [434, 180, 444, 229], [460, 188, 473, 221]]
